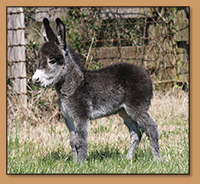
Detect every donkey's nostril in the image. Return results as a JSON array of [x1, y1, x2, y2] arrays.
[[35, 78, 41, 85], [32, 76, 40, 85]]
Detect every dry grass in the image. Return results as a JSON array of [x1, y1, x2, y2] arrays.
[[7, 86, 189, 173]]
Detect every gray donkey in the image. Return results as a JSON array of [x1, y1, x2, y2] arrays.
[[32, 18, 161, 162]]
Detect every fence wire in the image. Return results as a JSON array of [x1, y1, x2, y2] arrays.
[[24, 7, 189, 91]]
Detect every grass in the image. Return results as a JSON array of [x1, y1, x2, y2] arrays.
[[7, 87, 189, 174]]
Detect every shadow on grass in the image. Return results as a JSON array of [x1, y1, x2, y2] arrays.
[[87, 144, 126, 162], [42, 149, 122, 163], [41, 144, 152, 164], [42, 144, 124, 163], [42, 151, 73, 163]]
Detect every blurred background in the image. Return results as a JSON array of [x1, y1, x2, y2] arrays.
[[7, 7, 189, 107]]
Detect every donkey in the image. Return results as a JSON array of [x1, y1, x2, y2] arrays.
[[32, 18, 161, 162]]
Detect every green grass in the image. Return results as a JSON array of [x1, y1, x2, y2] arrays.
[[7, 119, 189, 174], [7, 90, 189, 174], [7, 139, 189, 174]]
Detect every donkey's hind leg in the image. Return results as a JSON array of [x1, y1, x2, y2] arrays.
[[136, 111, 161, 161], [123, 106, 161, 161], [119, 109, 142, 160]]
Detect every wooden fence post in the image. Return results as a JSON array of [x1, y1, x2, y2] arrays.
[[7, 7, 27, 107]]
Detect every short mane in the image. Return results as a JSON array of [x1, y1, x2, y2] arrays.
[[68, 46, 86, 72]]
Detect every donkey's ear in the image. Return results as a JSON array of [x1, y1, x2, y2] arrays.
[[42, 18, 59, 43], [56, 18, 67, 51]]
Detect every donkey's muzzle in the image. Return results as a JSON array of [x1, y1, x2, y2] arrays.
[[32, 69, 44, 87], [32, 77, 41, 86]]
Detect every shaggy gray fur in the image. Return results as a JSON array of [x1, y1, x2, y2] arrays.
[[32, 18, 161, 162]]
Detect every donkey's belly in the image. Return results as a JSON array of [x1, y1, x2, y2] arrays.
[[88, 101, 123, 120]]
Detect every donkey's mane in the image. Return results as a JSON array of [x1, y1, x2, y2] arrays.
[[68, 46, 86, 72]]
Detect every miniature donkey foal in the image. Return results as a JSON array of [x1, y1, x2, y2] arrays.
[[32, 18, 161, 162]]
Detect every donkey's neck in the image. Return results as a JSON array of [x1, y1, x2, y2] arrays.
[[55, 57, 84, 97]]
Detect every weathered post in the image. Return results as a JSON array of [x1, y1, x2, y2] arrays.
[[7, 7, 27, 107]]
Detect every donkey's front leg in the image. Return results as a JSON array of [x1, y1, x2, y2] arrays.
[[75, 119, 90, 162], [69, 130, 77, 161], [64, 118, 77, 161]]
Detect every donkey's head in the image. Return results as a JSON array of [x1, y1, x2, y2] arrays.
[[32, 18, 68, 88]]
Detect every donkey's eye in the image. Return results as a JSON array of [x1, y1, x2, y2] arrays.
[[49, 59, 56, 64]]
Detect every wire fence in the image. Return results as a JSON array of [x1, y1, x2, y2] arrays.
[[86, 7, 189, 91], [8, 7, 189, 102]]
